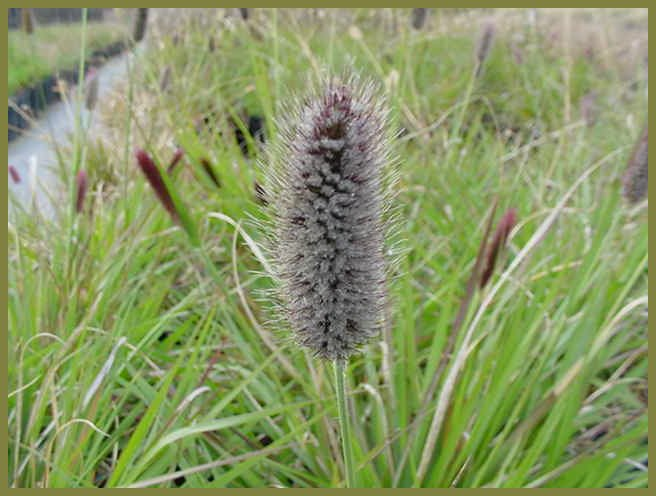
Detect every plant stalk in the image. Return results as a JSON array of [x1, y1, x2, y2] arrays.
[[334, 359, 356, 488]]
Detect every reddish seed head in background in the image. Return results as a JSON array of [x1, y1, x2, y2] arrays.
[[579, 91, 598, 127], [199, 158, 221, 189], [8, 165, 21, 184], [135, 148, 179, 221], [622, 125, 648, 204], [75, 170, 88, 213], [480, 208, 517, 289]]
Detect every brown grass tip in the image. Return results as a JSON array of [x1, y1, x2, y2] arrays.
[[135, 148, 179, 221], [480, 208, 517, 289]]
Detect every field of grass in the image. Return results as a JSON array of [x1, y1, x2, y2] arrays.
[[7, 8, 648, 488], [8, 20, 129, 95]]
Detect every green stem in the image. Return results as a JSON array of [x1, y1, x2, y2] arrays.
[[334, 359, 356, 488]]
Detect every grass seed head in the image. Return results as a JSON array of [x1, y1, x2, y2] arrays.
[[85, 70, 99, 111], [135, 148, 179, 221], [8, 165, 21, 184], [411, 8, 428, 30], [133, 8, 149, 43], [21, 8, 35, 35], [480, 207, 517, 289], [263, 75, 397, 361], [159, 66, 172, 93], [199, 158, 221, 189], [622, 125, 648, 204], [475, 23, 496, 77], [75, 170, 88, 213], [167, 147, 185, 173], [579, 91, 598, 127]]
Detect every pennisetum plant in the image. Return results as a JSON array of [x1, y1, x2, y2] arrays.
[[259, 74, 399, 487], [480, 207, 517, 289], [411, 8, 428, 30], [135, 148, 200, 247], [84, 69, 99, 112], [75, 170, 89, 214], [622, 125, 648, 205], [135, 148, 181, 223], [132, 8, 149, 44], [474, 22, 496, 78], [21, 8, 35, 35], [8, 165, 21, 184]]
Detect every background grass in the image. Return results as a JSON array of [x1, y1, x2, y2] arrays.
[[8, 20, 128, 95], [7, 8, 648, 488]]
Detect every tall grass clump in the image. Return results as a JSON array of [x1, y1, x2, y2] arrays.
[[260, 75, 398, 486]]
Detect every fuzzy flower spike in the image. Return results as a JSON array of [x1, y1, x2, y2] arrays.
[[263, 75, 397, 361]]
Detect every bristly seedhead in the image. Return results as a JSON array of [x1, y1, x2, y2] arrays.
[[135, 148, 179, 222], [480, 207, 517, 289], [261, 75, 399, 361], [622, 125, 648, 204]]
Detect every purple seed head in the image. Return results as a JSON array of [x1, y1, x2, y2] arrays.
[[75, 170, 88, 213], [8, 165, 21, 184], [167, 147, 185, 173], [622, 125, 648, 204], [262, 76, 397, 361], [135, 148, 179, 221], [480, 208, 517, 289]]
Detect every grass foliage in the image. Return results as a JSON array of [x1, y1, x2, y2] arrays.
[[8, 21, 128, 95], [7, 8, 648, 488]]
